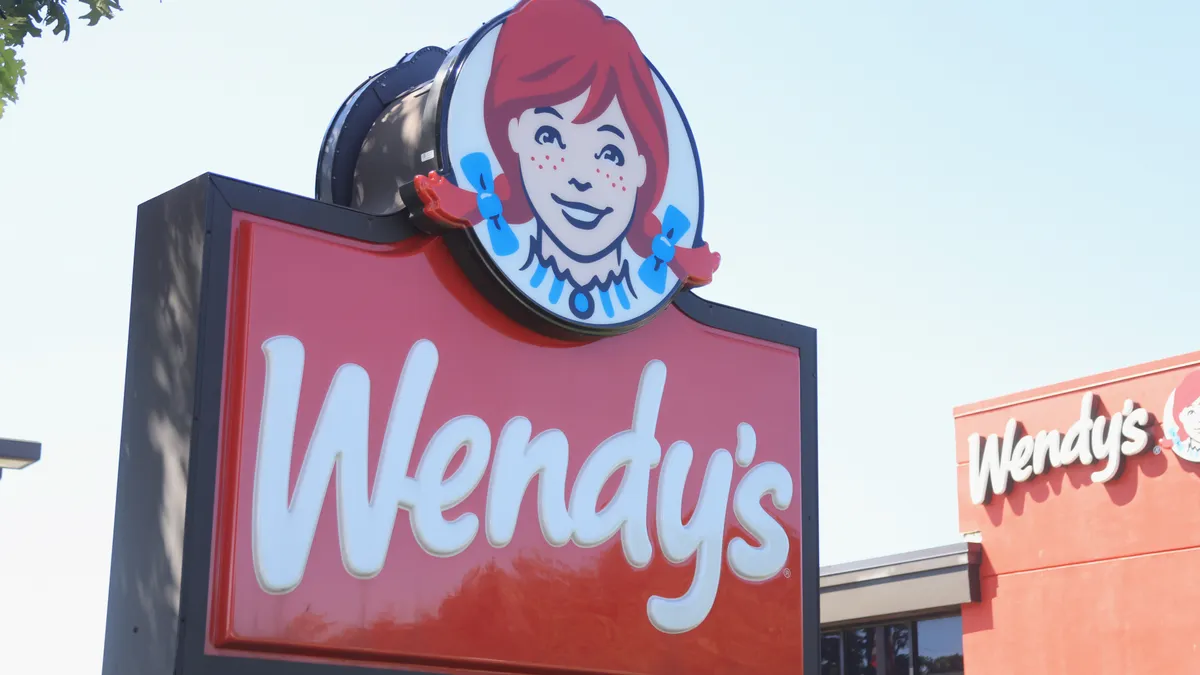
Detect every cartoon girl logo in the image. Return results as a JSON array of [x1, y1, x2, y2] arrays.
[[1161, 368, 1200, 463], [412, 0, 719, 334]]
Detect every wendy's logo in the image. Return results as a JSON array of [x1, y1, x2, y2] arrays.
[[319, 0, 719, 340], [1161, 368, 1200, 463]]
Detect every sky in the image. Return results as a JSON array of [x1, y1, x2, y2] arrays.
[[1, 0, 1198, 671]]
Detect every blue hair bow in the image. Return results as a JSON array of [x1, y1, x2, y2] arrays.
[[459, 152, 519, 257], [1168, 426, 1184, 448], [637, 205, 692, 294]]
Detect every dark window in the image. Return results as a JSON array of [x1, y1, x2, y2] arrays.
[[886, 623, 912, 675], [844, 627, 878, 675], [915, 616, 964, 675], [821, 632, 843, 675], [826, 615, 962, 675]]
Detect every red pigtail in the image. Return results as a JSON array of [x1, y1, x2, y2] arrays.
[[413, 172, 513, 229], [627, 212, 719, 289]]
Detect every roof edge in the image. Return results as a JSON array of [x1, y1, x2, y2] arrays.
[[820, 542, 979, 579], [952, 349, 1200, 419]]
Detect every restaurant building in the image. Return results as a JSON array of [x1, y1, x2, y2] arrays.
[[818, 346, 1200, 674]]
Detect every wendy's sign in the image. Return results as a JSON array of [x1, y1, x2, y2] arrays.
[[102, 2, 817, 675], [963, 365, 1200, 506], [250, 334, 793, 636]]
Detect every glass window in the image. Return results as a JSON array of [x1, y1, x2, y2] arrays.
[[821, 632, 843, 675], [916, 616, 964, 675], [844, 627, 878, 675], [886, 623, 912, 675]]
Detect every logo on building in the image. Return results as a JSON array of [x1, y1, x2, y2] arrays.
[[1160, 368, 1200, 463], [967, 393, 1151, 505]]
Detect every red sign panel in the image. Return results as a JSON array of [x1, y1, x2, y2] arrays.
[[206, 214, 811, 674]]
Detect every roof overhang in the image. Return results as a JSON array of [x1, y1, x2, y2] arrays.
[[0, 437, 42, 476], [819, 542, 981, 627]]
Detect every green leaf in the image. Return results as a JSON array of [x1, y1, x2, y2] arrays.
[[3, 2, 51, 46], [45, 1, 70, 40], [0, 0, 128, 118], [80, 0, 123, 27], [0, 42, 28, 119]]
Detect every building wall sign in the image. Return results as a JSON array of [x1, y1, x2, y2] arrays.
[[101, 1, 819, 674], [967, 393, 1151, 505], [966, 366, 1200, 506]]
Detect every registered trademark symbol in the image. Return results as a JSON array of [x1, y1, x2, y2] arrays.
[[782, 568, 791, 579]]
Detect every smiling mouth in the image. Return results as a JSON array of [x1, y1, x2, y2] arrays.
[[552, 193, 613, 231]]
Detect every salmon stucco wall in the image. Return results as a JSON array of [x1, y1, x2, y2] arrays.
[[955, 349, 1200, 675]]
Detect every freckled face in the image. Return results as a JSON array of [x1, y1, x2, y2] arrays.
[[508, 89, 648, 261], [1183, 397, 1200, 440]]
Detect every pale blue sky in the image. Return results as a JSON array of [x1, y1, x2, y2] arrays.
[[1, 0, 1197, 671]]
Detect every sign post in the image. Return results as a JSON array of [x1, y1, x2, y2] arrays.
[[102, 2, 819, 673]]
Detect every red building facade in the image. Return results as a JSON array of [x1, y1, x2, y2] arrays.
[[955, 349, 1200, 674]]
